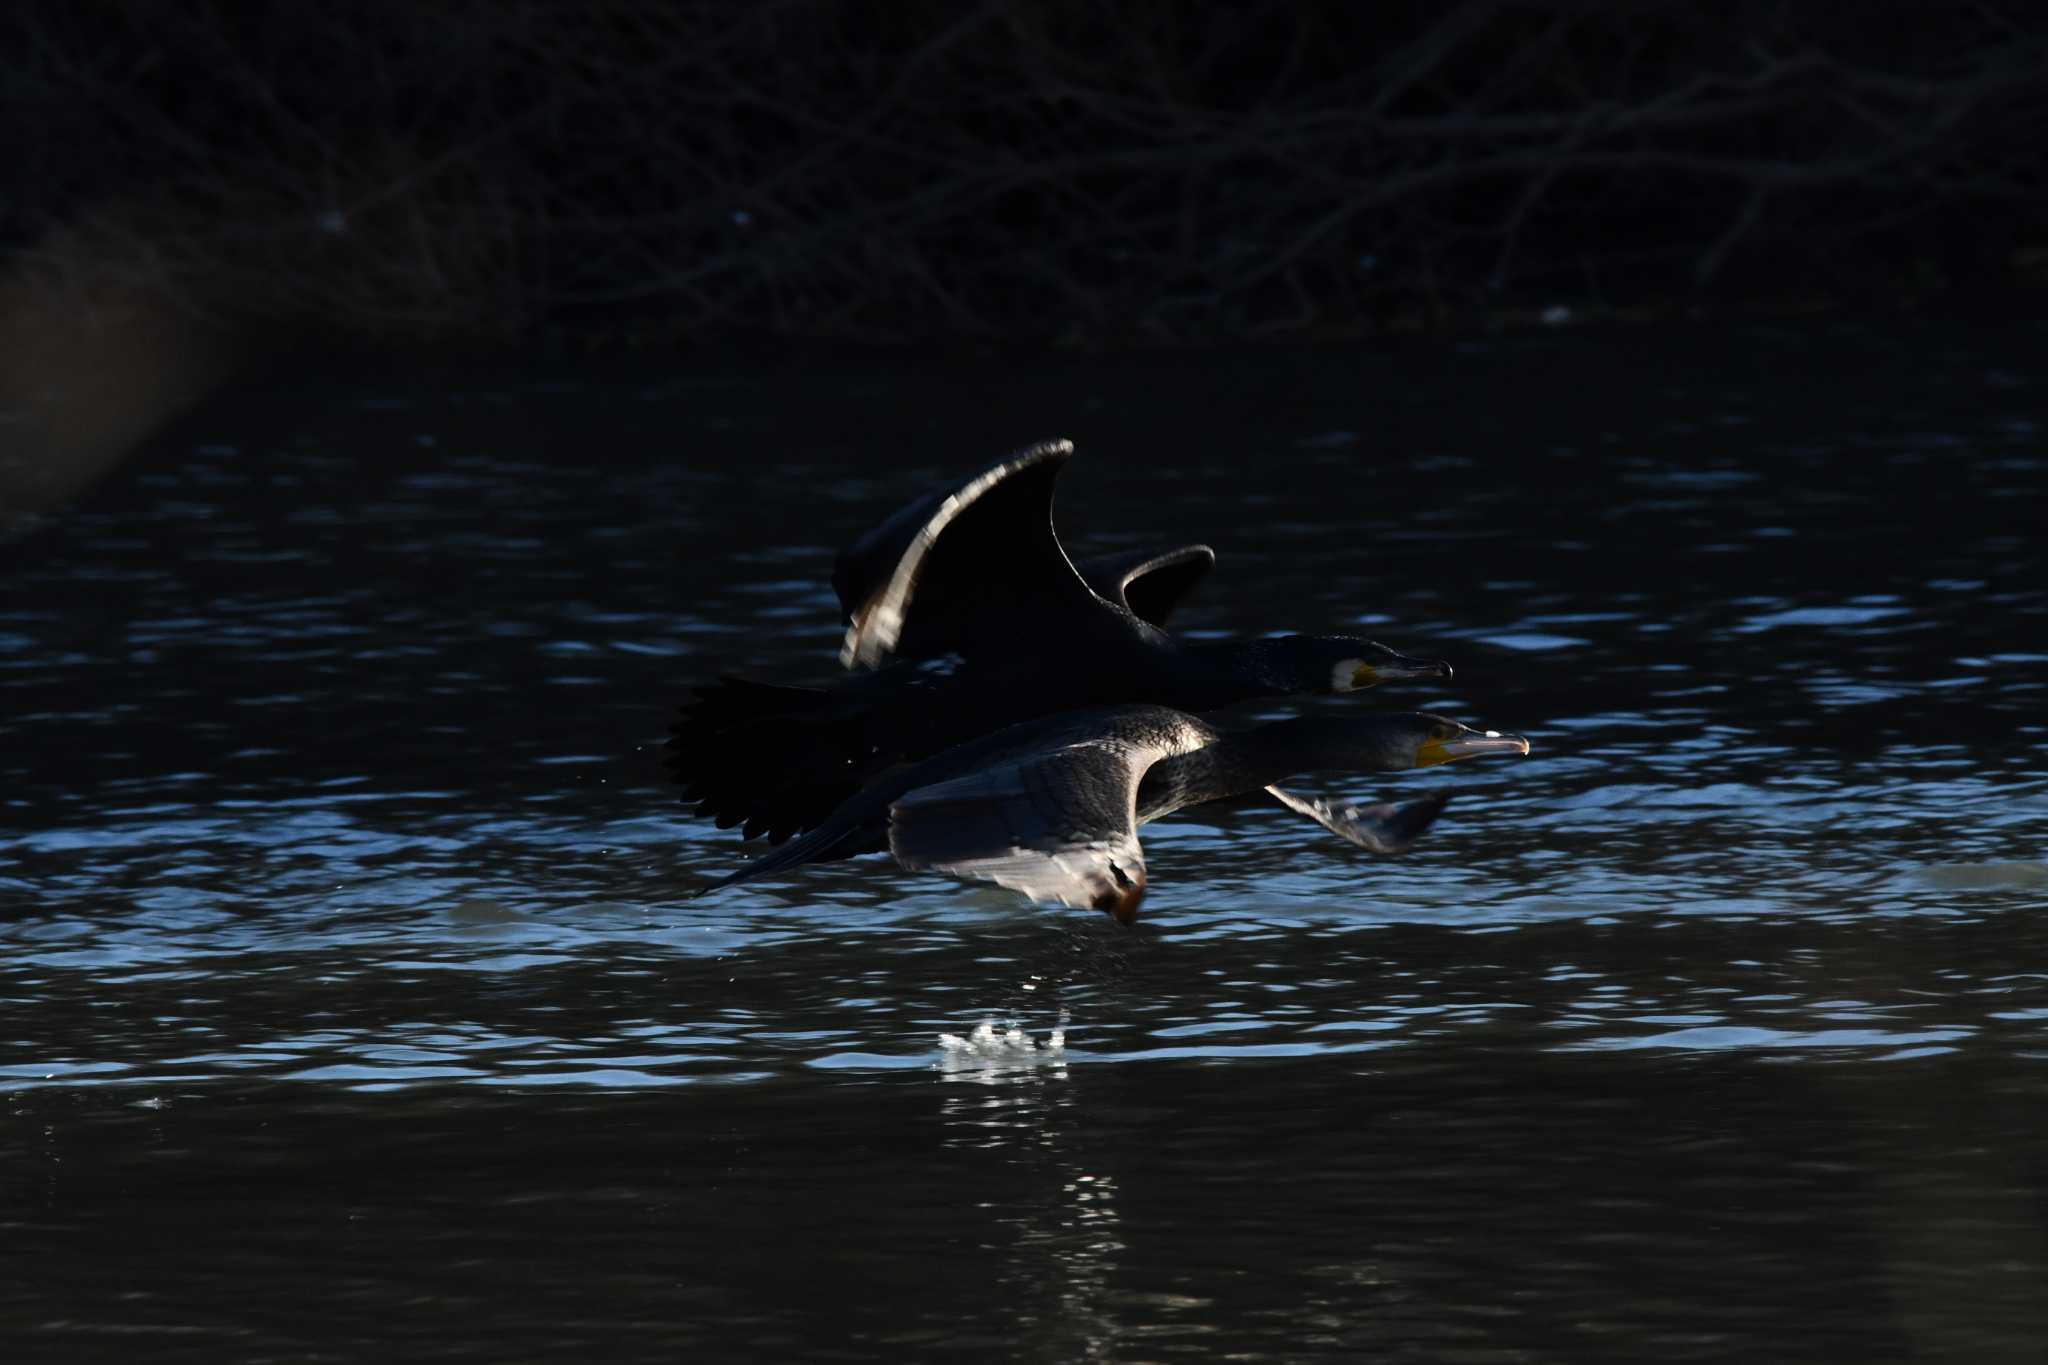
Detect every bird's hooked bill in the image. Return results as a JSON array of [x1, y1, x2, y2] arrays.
[[1352, 653, 1454, 688], [1416, 729, 1531, 766], [1454, 730, 1531, 758]]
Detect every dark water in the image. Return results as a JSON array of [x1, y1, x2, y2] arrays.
[[4, 320, 2046, 1361]]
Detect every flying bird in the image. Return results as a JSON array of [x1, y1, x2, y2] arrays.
[[668, 441, 1452, 844], [698, 705, 1528, 921]]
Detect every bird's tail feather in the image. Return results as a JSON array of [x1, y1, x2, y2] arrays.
[[694, 818, 866, 896], [665, 676, 873, 843]]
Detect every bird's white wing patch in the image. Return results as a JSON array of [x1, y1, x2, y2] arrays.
[[889, 739, 1153, 913], [915, 834, 1147, 913]]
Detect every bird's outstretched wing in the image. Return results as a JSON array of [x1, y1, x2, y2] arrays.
[[1262, 787, 1451, 855], [692, 792, 878, 896], [1073, 544, 1216, 629], [831, 440, 1107, 670], [887, 740, 1157, 921]]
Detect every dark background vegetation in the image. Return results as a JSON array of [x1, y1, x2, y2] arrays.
[[6, 0, 2046, 347]]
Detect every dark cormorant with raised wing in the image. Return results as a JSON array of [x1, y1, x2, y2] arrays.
[[697, 705, 1529, 921], [667, 441, 1453, 844]]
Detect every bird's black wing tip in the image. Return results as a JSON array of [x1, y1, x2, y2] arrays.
[[1393, 790, 1452, 841]]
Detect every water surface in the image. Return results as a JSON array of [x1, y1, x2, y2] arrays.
[[4, 320, 2046, 1360]]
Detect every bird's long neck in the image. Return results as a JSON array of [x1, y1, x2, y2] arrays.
[[1138, 715, 1412, 823], [1204, 715, 1387, 784], [1161, 637, 1324, 708]]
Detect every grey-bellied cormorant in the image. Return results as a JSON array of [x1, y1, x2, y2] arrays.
[[667, 441, 1454, 845], [697, 705, 1528, 921]]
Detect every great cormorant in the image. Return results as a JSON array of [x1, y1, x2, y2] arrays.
[[697, 705, 1528, 921], [668, 441, 1454, 844]]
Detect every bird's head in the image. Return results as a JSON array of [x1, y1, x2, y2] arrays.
[[1256, 710, 1530, 775], [1407, 713, 1531, 768], [1273, 635, 1454, 694]]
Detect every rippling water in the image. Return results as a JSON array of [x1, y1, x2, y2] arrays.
[[4, 321, 2046, 1359]]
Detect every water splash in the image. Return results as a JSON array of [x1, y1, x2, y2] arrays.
[[936, 1013, 1069, 1073]]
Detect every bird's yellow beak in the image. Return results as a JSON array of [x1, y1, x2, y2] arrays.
[[1417, 730, 1531, 767]]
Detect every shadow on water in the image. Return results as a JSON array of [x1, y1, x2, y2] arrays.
[[3, 317, 2047, 1359]]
